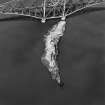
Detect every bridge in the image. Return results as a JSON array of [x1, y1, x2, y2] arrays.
[[0, 0, 104, 23]]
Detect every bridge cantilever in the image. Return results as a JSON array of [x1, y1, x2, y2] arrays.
[[0, 0, 104, 23]]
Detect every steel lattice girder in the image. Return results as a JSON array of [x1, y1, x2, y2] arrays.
[[0, 0, 104, 23]]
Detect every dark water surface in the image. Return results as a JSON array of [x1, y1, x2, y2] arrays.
[[0, 2, 104, 105]]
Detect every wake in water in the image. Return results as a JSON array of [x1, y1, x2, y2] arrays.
[[41, 20, 66, 86]]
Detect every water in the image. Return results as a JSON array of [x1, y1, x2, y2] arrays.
[[0, 1, 104, 105]]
